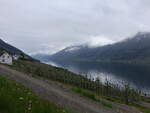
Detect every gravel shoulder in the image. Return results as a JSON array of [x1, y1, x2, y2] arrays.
[[0, 64, 142, 113]]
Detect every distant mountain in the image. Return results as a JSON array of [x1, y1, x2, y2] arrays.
[[0, 38, 32, 59], [32, 53, 50, 62], [47, 32, 150, 63]]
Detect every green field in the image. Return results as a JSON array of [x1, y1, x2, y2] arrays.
[[0, 75, 71, 113]]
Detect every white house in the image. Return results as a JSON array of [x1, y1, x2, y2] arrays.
[[0, 52, 13, 65], [13, 55, 20, 60]]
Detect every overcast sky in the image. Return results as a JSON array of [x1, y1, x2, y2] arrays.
[[0, 0, 150, 55]]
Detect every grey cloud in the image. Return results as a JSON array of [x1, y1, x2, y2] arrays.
[[0, 0, 150, 54]]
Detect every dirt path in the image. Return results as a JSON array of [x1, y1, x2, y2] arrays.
[[0, 65, 141, 113]]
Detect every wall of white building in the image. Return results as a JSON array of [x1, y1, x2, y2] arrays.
[[0, 53, 13, 65], [13, 55, 19, 60]]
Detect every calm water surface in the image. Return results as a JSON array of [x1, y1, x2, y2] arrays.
[[46, 61, 150, 92]]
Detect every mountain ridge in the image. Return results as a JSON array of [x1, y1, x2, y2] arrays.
[[34, 32, 150, 63], [0, 38, 32, 59]]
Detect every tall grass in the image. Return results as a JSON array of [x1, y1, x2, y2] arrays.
[[72, 88, 96, 101], [0, 75, 71, 113], [131, 103, 150, 113], [72, 87, 113, 108]]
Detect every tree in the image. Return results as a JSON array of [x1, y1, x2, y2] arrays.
[[123, 82, 130, 105]]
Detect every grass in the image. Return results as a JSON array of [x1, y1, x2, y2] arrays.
[[0, 75, 72, 113], [103, 96, 122, 104], [142, 97, 150, 104], [131, 103, 150, 113], [103, 96, 150, 113], [72, 88, 96, 101], [103, 95, 150, 113], [72, 87, 112, 108], [101, 101, 113, 108]]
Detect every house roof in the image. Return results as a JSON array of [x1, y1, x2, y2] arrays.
[[0, 50, 5, 56], [0, 48, 9, 56]]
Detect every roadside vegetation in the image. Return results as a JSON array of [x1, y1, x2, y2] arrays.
[[72, 87, 97, 101], [72, 87, 112, 108], [9, 60, 150, 112], [0, 75, 72, 113], [131, 103, 150, 113]]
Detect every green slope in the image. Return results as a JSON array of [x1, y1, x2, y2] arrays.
[[0, 75, 71, 113]]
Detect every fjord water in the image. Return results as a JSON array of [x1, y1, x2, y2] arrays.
[[47, 61, 150, 92]]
